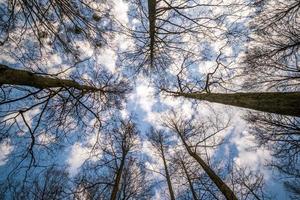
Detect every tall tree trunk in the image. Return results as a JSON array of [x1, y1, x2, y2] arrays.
[[167, 91, 300, 117], [0, 64, 100, 92], [161, 146, 176, 200], [148, 0, 157, 68], [180, 160, 198, 200], [175, 130, 237, 200], [110, 154, 126, 200]]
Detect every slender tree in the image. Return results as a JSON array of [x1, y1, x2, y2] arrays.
[[109, 121, 137, 200], [125, 0, 241, 73], [246, 111, 300, 198], [163, 114, 238, 200], [148, 128, 176, 200], [73, 118, 145, 200], [0, 165, 71, 200], [171, 151, 199, 200]]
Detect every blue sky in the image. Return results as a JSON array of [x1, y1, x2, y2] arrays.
[[0, 0, 298, 199]]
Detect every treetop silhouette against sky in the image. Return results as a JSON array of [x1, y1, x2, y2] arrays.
[[0, 0, 299, 199]]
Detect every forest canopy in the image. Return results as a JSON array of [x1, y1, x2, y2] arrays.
[[0, 0, 299, 199]]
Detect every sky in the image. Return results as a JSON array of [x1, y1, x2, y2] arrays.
[[0, 0, 298, 199]]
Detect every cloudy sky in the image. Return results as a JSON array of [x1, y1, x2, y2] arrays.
[[0, 0, 297, 199]]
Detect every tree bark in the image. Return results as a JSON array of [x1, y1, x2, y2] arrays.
[[161, 146, 176, 200], [176, 130, 237, 200], [110, 154, 126, 200], [167, 91, 300, 117], [0, 64, 100, 92], [181, 160, 198, 200]]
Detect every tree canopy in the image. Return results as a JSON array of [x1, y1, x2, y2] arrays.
[[0, 0, 299, 199]]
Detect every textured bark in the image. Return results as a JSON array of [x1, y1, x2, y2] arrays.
[[148, 0, 157, 68], [176, 130, 237, 200], [169, 91, 300, 117], [161, 146, 176, 200], [110, 154, 126, 200], [0, 64, 100, 92], [181, 160, 198, 200]]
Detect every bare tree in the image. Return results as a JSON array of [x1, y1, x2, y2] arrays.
[[171, 151, 199, 200], [0, 165, 71, 200], [0, 0, 112, 55], [118, 157, 153, 200], [157, 0, 300, 117], [147, 128, 176, 200], [0, 63, 130, 171], [246, 112, 300, 198], [163, 112, 237, 200], [244, 0, 300, 91], [109, 119, 139, 200], [124, 0, 242, 74], [73, 118, 152, 200]]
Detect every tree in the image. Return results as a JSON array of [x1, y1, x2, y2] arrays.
[[124, 0, 241, 73], [171, 151, 199, 200], [0, 63, 129, 173], [243, 0, 300, 91], [158, 0, 300, 117], [162, 90, 300, 117], [163, 112, 238, 200], [0, 165, 71, 200], [0, 0, 112, 55], [74, 118, 152, 200], [228, 164, 270, 200], [0, 64, 127, 93], [246, 112, 300, 198], [109, 119, 138, 200], [118, 157, 153, 200], [147, 128, 176, 200]]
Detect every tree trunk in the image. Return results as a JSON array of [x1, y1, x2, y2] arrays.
[[110, 154, 126, 200], [169, 91, 300, 117], [176, 131, 237, 200], [148, 0, 157, 68], [181, 160, 198, 200], [161, 146, 176, 200], [0, 64, 100, 92]]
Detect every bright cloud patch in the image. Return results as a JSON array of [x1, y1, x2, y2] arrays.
[[112, 0, 129, 24], [67, 143, 90, 176], [67, 133, 103, 176], [97, 48, 117, 73], [233, 129, 271, 170], [0, 139, 13, 166]]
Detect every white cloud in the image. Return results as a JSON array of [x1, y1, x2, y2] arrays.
[[232, 129, 271, 170], [112, 0, 129, 24], [67, 133, 103, 176], [97, 48, 117, 73], [198, 61, 216, 74], [67, 142, 90, 176], [0, 139, 13, 166]]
